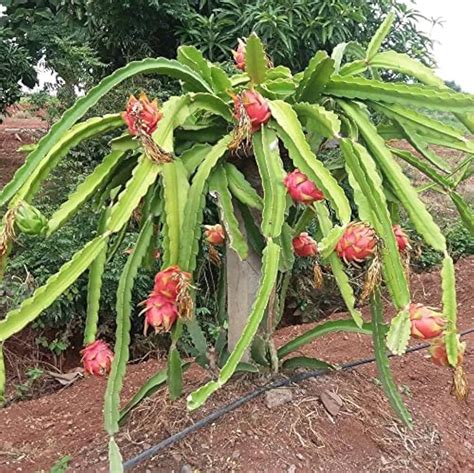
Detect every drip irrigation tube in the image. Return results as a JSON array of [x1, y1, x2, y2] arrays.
[[123, 327, 474, 470]]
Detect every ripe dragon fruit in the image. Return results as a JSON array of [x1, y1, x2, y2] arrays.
[[283, 169, 324, 204], [81, 340, 114, 376], [409, 303, 446, 340], [232, 38, 246, 70], [336, 222, 377, 264], [393, 224, 410, 252], [143, 294, 179, 334], [429, 339, 465, 367], [233, 90, 271, 132], [292, 232, 318, 257], [153, 265, 191, 300], [204, 224, 225, 246], [122, 93, 163, 136]]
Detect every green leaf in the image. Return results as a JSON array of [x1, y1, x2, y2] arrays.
[[84, 207, 111, 345], [259, 78, 296, 99], [187, 241, 280, 410], [371, 289, 412, 427], [294, 102, 341, 139], [269, 100, 351, 224], [161, 160, 189, 267], [327, 77, 474, 112], [281, 356, 334, 372], [104, 218, 153, 436], [119, 361, 191, 424], [167, 347, 183, 400], [0, 235, 108, 342], [386, 308, 410, 355], [341, 139, 410, 308], [185, 317, 208, 355], [0, 58, 211, 207], [339, 60, 366, 77], [313, 202, 364, 327], [178, 135, 231, 272], [252, 127, 287, 238], [108, 437, 123, 473], [389, 147, 452, 190], [450, 192, 474, 235], [224, 163, 263, 210], [368, 51, 474, 133], [318, 224, 346, 259], [210, 65, 232, 94], [339, 101, 446, 252], [345, 161, 372, 222], [277, 223, 295, 273], [106, 96, 192, 235], [251, 335, 270, 366], [245, 33, 267, 84], [106, 157, 160, 233], [109, 134, 140, 152], [366, 12, 395, 61], [376, 104, 468, 146], [0, 344, 5, 402], [441, 255, 458, 366], [12, 114, 124, 207], [235, 361, 259, 373], [180, 143, 213, 177], [47, 150, 125, 235], [209, 166, 249, 261], [278, 318, 372, 359], [296, 51, 335, 103], [370, 51, 444, 87], [119, 368, 167, 423], [331, 42, 349, 73], [177, 45, 213, 86]]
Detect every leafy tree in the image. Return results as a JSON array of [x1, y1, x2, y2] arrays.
[[0, 28, 36, 115], [2, 0, 102, 105], [3, 0, 435, 86]]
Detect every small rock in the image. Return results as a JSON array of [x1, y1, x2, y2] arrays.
[[296, 453, 304, 461], [265, 388, 293, 408], [320, 390, 343, 416], [181, 464, 193, 473], [287, 465, 297, 473]]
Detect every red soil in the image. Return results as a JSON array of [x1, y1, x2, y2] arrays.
[[0, 117, 47, 189], [0, 257, 472, 472]]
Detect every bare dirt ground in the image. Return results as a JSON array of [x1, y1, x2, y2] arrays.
[[0, 117, 47, 189], [0, 257, 472, 473]]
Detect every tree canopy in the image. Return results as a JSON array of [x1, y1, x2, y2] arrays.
[[1, 0, 435, 113]]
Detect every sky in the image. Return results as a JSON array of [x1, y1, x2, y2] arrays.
[[415, 0, 474, 92]]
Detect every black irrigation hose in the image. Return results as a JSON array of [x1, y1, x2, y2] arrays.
[[123, 327, 474, 470]]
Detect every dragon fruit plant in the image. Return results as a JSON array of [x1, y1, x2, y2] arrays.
[[0, 12, 473, 468]]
